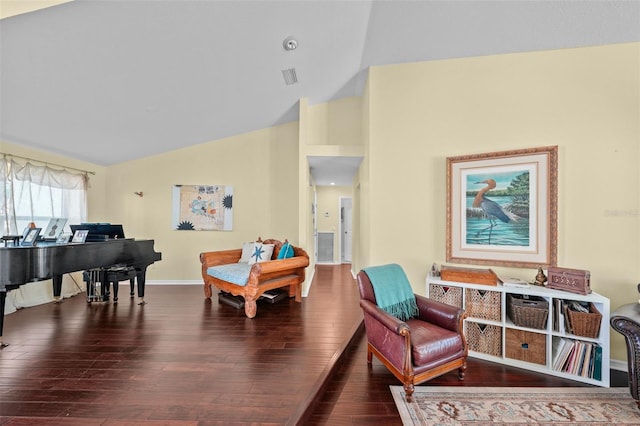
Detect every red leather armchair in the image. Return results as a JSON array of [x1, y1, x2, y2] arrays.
[[357, 269, 468, 402]]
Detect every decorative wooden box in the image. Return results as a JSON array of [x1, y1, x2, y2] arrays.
[[440, 266, 498, 286], [547, 267, 591, 295]]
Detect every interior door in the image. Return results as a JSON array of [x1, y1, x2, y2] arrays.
[[340, 197, 352, 263]]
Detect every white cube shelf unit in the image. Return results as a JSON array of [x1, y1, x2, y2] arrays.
[[426, 276, 610, 387]]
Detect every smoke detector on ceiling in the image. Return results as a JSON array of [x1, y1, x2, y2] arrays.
[[283, 36, 298, 51]]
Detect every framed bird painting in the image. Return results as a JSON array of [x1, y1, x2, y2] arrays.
[[446, 146, 558, 268]]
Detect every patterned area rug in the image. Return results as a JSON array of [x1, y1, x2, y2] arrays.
[[390, 386, 640, 425]]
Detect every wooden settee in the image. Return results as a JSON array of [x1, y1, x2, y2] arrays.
[[200, 238, 309, 318]]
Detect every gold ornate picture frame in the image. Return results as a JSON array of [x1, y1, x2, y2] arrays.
[[447, 146, 558, 268]]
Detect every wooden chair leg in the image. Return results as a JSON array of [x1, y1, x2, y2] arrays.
[[403, 381, 415, 402], [244, 298, 257, 318], [458, 361, 467, 380]]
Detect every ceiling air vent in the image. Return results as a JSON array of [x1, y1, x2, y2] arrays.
[[281, 68, 298, 85]]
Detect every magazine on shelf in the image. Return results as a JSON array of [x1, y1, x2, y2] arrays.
[[499, 277, 530, 288]]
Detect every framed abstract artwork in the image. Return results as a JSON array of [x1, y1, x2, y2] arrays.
[[446, 146, 558, 268], [172, 185, 233, 231]]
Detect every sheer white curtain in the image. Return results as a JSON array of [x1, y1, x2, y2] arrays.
[[1, 159, 88, 235], [1, 157, 89, 313]]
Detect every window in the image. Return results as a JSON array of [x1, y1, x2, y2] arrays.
[[1, 158, 88, 236]]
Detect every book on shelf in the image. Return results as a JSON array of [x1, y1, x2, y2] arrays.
[[553, 299, 561, 332], [552, 338, 570, 371], [499, 277, 530, 288], [580, 342, 593, 377], [552, 337, 601, 380], [553, 337, 574, 372], [562, 301, 574, 334], [593, 345, 603, 381]]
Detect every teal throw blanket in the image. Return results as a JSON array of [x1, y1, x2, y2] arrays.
[[363, 264, 418, 321]]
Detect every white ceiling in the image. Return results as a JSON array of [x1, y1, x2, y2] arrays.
[[1, 1, 639, 185]]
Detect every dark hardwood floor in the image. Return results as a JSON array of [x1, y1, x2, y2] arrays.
[[0, 264, 627, 425]]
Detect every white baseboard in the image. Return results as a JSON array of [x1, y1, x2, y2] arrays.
[[302, 269, 316, 298], [611, 358, 627, 372]]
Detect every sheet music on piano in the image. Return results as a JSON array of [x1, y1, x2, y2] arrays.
[[70, 223, 125, 241]]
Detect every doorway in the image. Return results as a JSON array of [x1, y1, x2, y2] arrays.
[[340, 196, 352, 263]]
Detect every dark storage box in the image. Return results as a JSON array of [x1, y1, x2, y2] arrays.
[[218, 291, 244, 309]]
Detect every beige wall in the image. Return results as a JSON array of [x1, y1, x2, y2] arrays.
[[361, 42, 640, 360], [307, 97, 363, 146], [102, 122, 300, 282]]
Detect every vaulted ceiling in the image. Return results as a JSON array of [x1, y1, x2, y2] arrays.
[[1, 1, 639, 184]]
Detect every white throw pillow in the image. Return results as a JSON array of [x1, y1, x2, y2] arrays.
[[248, 243, 274, 264], [238, 241, 255, 263]]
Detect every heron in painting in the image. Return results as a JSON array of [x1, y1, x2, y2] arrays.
[[473, 179, 515, 242]]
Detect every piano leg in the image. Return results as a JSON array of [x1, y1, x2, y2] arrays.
[[0, 290, 7, 348], [99, 269, 110, 302], [112, 280, 119, 303], [135, 267, 148, 305], [52, 274, 63, 303]]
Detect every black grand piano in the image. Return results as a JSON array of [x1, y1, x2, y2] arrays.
[[0, 236, 161, 347]]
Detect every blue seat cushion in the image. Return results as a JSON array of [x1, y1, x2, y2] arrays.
[[207, 263, 252, 286]]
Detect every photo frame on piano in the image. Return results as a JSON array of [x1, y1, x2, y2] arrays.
[[21, 227, 41, 246], [71, 229, 88, 244], [42, 217, 67, 241], [56, 232, 71, 244]]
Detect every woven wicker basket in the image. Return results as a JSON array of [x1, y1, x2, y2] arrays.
[[507, 294, 549, 330], [505, 328, 546, 365], [465, 321, 502, 357], [429, 284, 463, 308], [565, 303, 602, 338], [465, 288, 501, 321]]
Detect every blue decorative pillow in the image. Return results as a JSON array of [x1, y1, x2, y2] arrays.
[[278, 241, 295, 259]]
